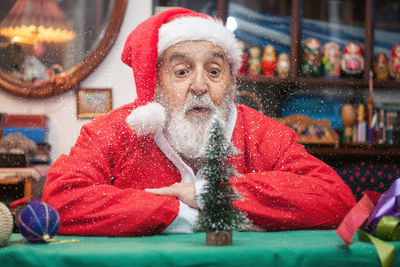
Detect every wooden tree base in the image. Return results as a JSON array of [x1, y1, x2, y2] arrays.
[[206, 231, 232, 246]]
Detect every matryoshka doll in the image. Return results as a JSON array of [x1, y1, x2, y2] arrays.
[[276, 53, 290, 78], [301, 38, 322, 77], [373, 53, 389, 81], [261, 45, 276, 77], [247, 46, 261, 77], [237, 40, 248, 76], [389, 45, 400, 81], [341, 41, 364, 78], [322, 42, 340, 78]]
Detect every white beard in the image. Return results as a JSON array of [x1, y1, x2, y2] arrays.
[[155, 87, 234, 160]]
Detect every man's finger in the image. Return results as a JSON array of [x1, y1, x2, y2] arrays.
[[145, 186, 177, 197]]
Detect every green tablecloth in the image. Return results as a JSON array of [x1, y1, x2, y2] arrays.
[[1, 230, 399, 266]]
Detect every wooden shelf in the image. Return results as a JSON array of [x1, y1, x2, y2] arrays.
[[307, 146, 400, 157], [237, 76, 400, 89], [306, 144, 400, 167]]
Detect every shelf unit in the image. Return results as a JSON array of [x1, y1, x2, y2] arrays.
[[231, 0, 399, 89], [158, 0, 400, 163], [306, 144, 400, 168], [221, 0, 400, 163]]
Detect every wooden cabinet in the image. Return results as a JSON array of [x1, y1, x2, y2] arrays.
[[154, 0, 400, 163], [214, 0, 400, 88]]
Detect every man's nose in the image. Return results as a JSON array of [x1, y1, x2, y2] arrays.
[[189, 69, 208, 96]]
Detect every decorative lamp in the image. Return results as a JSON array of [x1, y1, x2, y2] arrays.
[[0, 0, 76, 44]]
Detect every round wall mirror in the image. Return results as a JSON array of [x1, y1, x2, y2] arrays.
[[0, 0, 127, 98]]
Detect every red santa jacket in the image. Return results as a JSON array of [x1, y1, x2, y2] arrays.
[[42, 103, 355, 236]]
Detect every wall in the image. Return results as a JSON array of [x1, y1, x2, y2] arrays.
[[0, 0, 152, 162]]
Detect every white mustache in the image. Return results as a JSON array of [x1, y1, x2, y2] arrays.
[[183, 95, 216, 114]]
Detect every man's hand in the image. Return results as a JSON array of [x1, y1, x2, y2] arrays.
[[145, 183, 200, 209]]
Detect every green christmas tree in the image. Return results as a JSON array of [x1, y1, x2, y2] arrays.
[[195, 116, 249, 244]]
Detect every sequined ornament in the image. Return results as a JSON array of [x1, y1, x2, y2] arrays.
[[0, 202, 13, 246], [18, 202, 59, 243]]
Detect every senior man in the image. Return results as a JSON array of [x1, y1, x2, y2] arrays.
[[42, 8, 355, 236]]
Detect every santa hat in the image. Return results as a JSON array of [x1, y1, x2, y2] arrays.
[[121, 8, 242, 136]]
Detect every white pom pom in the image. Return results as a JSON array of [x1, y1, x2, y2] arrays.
[[0, 202, 13, 247], [126, 102, 166, 136]]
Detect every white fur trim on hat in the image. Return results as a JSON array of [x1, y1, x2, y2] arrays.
[[126, 102, 166, 136], [158, 16, 242, 73]]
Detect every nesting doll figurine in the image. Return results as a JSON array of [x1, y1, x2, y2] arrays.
[[248, 46, 261, 77], [341, 41, 364, 78], [301, 38, 322, 76], [237, 40, 248, 76], [389, 45, 400, 80], [261, 45, 277, 77], [373, 53, 389, 81], [322, 42, 340, 78], [276, 53, 290, 78]]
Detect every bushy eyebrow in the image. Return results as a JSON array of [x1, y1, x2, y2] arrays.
[[168, 50, 226, 63], [168, 52, 188, 63], [209, 51, 226, 62]]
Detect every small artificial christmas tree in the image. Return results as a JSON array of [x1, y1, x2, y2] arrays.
[[195, 116, 249, 245]]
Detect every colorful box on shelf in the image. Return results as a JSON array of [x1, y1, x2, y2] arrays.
[[0, 114, 47, 143], [2, 127, 47, 143]]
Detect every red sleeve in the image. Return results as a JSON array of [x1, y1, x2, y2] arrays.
[[42, 114, 179, 237], [230, 109, 356, 231]]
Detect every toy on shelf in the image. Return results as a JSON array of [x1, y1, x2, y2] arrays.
[[322, 42, 340, 78], [301, 38, 322, 77], [237, 40, 248, 76], [341, 41, 364, 78], [276, 53, 290, 78], [356, 104, 366, 143], [389, 45, 400, 81], [261, 45, 276, 77], [341, 104, 356, 143], [275, 114, 339, 147], [247, 46, 261, 77], [367, 71, 374, 143], [373, 53, 390, 81]]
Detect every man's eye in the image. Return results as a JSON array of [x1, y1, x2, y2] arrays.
[[176, 69, 188, 76], [209, 69, 220, 76]]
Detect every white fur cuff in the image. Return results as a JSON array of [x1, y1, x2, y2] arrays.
[[126, 102, 166, 136]]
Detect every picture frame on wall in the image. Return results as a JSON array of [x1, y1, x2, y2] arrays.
[[76, 88, 112, 119]]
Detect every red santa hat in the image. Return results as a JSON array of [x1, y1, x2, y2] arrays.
[[121, 8, 242, 136]]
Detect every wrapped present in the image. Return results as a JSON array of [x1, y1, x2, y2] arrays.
[[336, 178, 400, 267]]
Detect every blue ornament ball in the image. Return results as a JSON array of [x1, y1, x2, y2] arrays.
[[18, 202, 60, 243]]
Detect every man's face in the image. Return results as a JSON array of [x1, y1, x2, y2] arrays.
[[157, 40, 232, 117], [156, 40, 235, 159]]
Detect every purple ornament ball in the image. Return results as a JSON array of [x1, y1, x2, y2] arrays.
[[18, 202, 60, 243]]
